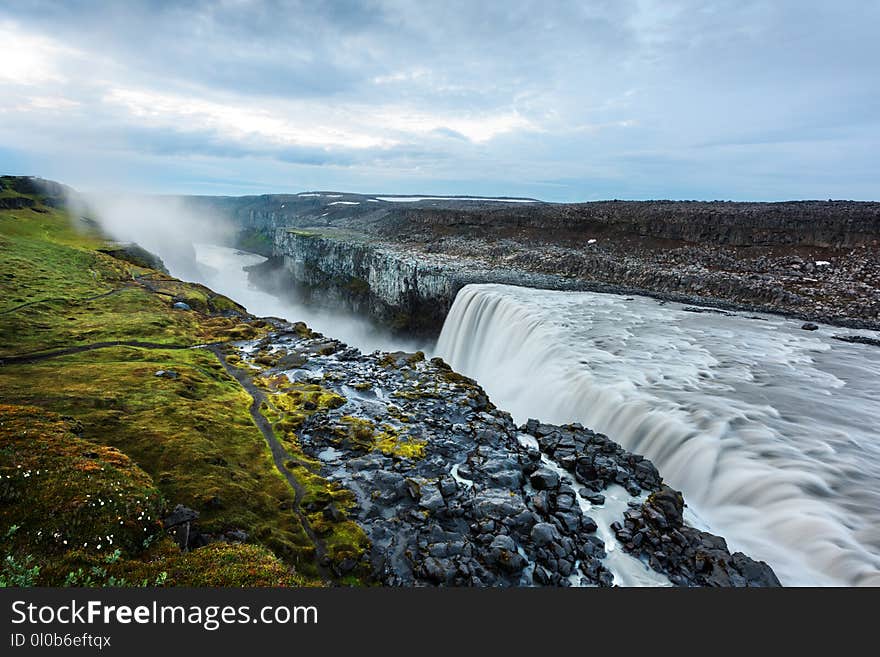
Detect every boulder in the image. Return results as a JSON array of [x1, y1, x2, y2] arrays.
[[529, 468, 560, 490], [530, 522, 559, 547]]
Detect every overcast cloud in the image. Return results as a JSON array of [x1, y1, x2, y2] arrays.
[[0, 0, 877, 200]]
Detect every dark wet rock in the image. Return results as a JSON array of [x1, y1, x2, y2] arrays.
[[615, 485, 781, 587], [223, 321, 781, 588], [486, 535, 526, 573], [833, 334, 880, 348], [530, 468, 560, 490], [530, 522, 558, 547], [579, 489, 605, 505], [162, 505, 202, 551], [418, 485, 445, 513], [801, 322, 819, 331], [224, 529, 248, 543], [633, 460, 661, 489], [163, 504, 199, 527], [650, 486, 685, 526]]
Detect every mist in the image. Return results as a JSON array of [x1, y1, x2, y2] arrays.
[[79, 191, 428, 355], [81, 193, 234, 281]]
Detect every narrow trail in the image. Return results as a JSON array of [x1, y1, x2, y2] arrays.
[[1, 337, 333, 579], [208, 345, 331, 581], [2, 269, 332, 579], [0, 285, 133, 316], [0, 340, 218, 366]]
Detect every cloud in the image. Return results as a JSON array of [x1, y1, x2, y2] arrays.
[[0, 1, 878, 200]]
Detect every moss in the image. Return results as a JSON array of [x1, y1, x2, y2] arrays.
[[0, 405, 163, 560], [373, 425, 426, 459], [387, 405, 412, 423], [106, 542, 319, 587], [0, 200, 367, 584], [0, 349, 317, 573], [0, 416, 316, 587], [292, 322, 314, 339], [333, 417, 425, 459], [392, 387, 439, 401], [336, 416, 376, 451], [259, 380, 347, 441], [285, 463, 370, 578], [235, 229, 273, 257], [0, 205, 268, 358]]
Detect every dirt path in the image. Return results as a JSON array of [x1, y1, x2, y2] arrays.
[[0, 337, 333, 579], [208, 345, 330, 580], [0, 285, 133, 316], [0, 340, 217, 366]]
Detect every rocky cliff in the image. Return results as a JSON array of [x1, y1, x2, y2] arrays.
[[206, 192, 879, 333]]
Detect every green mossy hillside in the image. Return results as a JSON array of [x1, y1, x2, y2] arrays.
[[0, 404, 163, 559], [0, 348, 316, 569], [0, 187, 324, 585], [0, 405, 310, 586]]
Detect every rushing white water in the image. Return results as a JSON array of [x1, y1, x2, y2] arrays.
[[189, 243, 427, 354], [436, 283, 880, 586], [535, 451, 672, 587]]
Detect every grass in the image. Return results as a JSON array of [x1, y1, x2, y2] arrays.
[[0, 347, 318, 571], [0, 202, 260, 357], [0, 406, 310, 586], [0, 404, 163, 560], [0, 188, 330, 584]]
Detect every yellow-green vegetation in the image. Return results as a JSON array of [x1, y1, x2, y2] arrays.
[[0, 405, 162, 559], [335, 416, 426, 459], [374, 425, 426, 459], [235, 229, 273, 256], [0, 348, 318, 570], [250, 376, 372, 575], [106, 542, 313, 587], [256, 375, 346, 438], [0, 188, 338, 585], [285, 464, 370, 572], [0, 197, 264, 357], [0, 406, 310, 586], [378, 350, 426, 369], [137, 274, 245, 315]]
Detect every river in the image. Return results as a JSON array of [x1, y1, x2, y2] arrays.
[[189, 244, 880, 586], [436, 283, 880, 586], [189, 243, 425, 354]]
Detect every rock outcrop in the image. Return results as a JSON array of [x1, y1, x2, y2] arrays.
[[226, 322, 780, 586], [187, 193, 880, 333]]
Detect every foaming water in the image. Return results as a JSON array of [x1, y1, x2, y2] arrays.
[[189, 244, 427, 354], [436, 283, 880, 586]]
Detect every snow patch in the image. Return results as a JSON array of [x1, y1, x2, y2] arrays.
[[375, 196, 537, 203]]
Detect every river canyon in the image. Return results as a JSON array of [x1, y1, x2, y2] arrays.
[[187, 237, 879, 586]]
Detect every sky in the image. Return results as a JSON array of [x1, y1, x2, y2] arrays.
[[0, 0, 878, 201]]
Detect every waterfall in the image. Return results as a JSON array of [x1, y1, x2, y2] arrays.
[[436, 283, 880, 586]]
